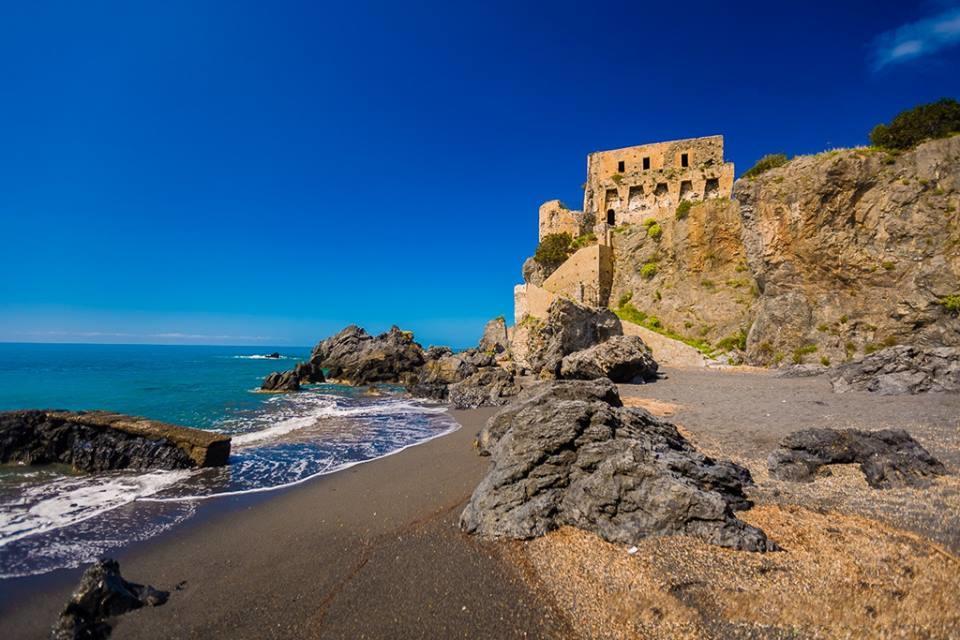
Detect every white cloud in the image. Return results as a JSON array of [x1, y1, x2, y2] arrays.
[[872, 7, 960, 69]]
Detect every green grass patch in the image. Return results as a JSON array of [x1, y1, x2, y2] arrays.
[[675, 200, 692, 220], [614, 303, 716, 357], [743, 153, 789, 179]]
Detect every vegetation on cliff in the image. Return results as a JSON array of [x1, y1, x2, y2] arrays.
[[869, 98, 960, 150], [742, 153, 789, 179]]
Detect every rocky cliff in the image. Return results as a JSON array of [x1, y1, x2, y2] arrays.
[[609, 136, 960, 365]]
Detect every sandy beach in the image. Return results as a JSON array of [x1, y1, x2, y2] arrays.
[[4, 368, 960, 639]]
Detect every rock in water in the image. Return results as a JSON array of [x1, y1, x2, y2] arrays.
[[559, 335, 659, 383], [522, 298, 623, 377], [261, 370, 301, 392], [461, 379, 773, 551], [0, 410, 230, 472], [265, 352, 281, 359], [768, 428, 946, 489], [308, 325, 425, 386], [447, 367, 520, 409], [830, 345, 960, 395], [478, 316, 510, 354], [51, 558, 168, 640]]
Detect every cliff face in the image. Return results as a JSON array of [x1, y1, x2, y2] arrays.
[[736, 136, 960, 364], [610, 198, 758, 350], [609, 136, 960, 365]]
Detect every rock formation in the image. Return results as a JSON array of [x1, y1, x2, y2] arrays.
[[559, 334, 658, 383], [511, 298, 624, 377], [447, 367, 520, 409], [310, 325, 425, 386], [261, 370, 302, 392], [0, 410, 230, 472], [51, 558, 168, 640], [461, 379, 774, 551], [768, 428, 946, 488], [599, 136, 960, 365], [478, 316, 510, 354], [830, 345, 960, 394]]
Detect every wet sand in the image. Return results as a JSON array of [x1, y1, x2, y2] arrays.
[[1, 408, 571, 640]]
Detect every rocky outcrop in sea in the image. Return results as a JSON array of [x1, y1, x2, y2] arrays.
[[0, 410, 230, 472]]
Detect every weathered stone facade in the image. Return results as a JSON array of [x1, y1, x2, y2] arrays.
[[584, 135, 734, 242]]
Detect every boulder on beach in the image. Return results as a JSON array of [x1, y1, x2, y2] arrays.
[[51, 558, 168, 640], [0, 410, 230, 472], [461, 379, 774, 552], [559, 334, 658, 383], [768, 428, 946, 489], [830, 345, 960, 395], [512, 298, 624, 377], [447, 367, 521, 409], [408, 352, 479, 401]]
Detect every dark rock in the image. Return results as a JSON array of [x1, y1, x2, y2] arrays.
[[0, 410, 230, 472], [527, 298, 623, 377], [461, 380, 774, 551], [830, 345, 960, 394], [479, 317, 510, 354], [409, 353, 479, 401], [51, 558, 168, 640], [447, 367, 521, 409], [477, 378, 623, 454], [768, 428, 946, 488], [260, 370, 301, 392], [559, 335, 659, 383], [775, 364, 827, 378], [308, 325, 425, 386], [265, 352, 281, 359], [424, 345, 453, 361]]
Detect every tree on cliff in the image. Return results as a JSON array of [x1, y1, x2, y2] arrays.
[[534, 232, 573, 268], [870, 98, 960, 150]]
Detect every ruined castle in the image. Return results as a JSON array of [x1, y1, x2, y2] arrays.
[[516, 135, 734, 323]]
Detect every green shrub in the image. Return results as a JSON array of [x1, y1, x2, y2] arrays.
[[533, 232, 572, 267], [940, 294, 960, 315], [640, 262, 658, 279], [791, 344, 818, 364], [743, 153, 789, 179], [571, 231, 597, 250], [882, 261, 896, 271], [613, 302, 714, 357], [617, 291, 633, 307], [869, 98, 960, 150], [716, 329, 747, 352], [675, 200, 693, 220], [820, 356, 831, 367], [700, 279, 716, 289], [647, 223, 663, 240]]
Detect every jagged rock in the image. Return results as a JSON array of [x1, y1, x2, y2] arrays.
[[768, 428, 946, 488], [477, 378, 622, 454], [424, 345, 453, 361], [479, 317, 510, 354], [830, 345, 960, 394], [409, 353, 478, 401], [51, 558, 168, 640], [308, 325, 425, 386], [559, 335, 658, 383], [775, 364, 827, 378], [265, 352, 281, 359], [0, 410, 230, 472], [461, 379, 774, 551], [261, 370, 301, 392], [522, 256, 547, 287], [447, 367, 520, 409], [525, 299, 623, 377]]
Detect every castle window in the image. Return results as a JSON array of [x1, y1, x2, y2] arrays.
[[681, 153, 689, 168], [642, 157, 650, 170], [704, 178, 720, 198], [617, 160, 625, 172], [607, 209, 616, 225], [680, 180, 694, 200]]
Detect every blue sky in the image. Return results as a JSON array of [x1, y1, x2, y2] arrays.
[[1, 1, 959, 348]]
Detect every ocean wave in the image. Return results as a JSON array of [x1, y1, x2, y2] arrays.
[[230, 354, 298, 360]]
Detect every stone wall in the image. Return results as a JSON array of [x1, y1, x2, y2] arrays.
[[582, 136, 735, 241], [539, 199, 586, 240]]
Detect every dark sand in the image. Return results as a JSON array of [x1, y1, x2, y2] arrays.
[[1, 408, 571, 640]]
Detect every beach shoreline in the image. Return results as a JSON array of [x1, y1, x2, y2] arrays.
[[1, 407, 572, 639]]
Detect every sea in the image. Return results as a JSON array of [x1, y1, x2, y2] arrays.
[[0, 343, 457, 579]]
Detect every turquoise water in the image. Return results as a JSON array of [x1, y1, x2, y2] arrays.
[[0, 343, 457, 578]]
